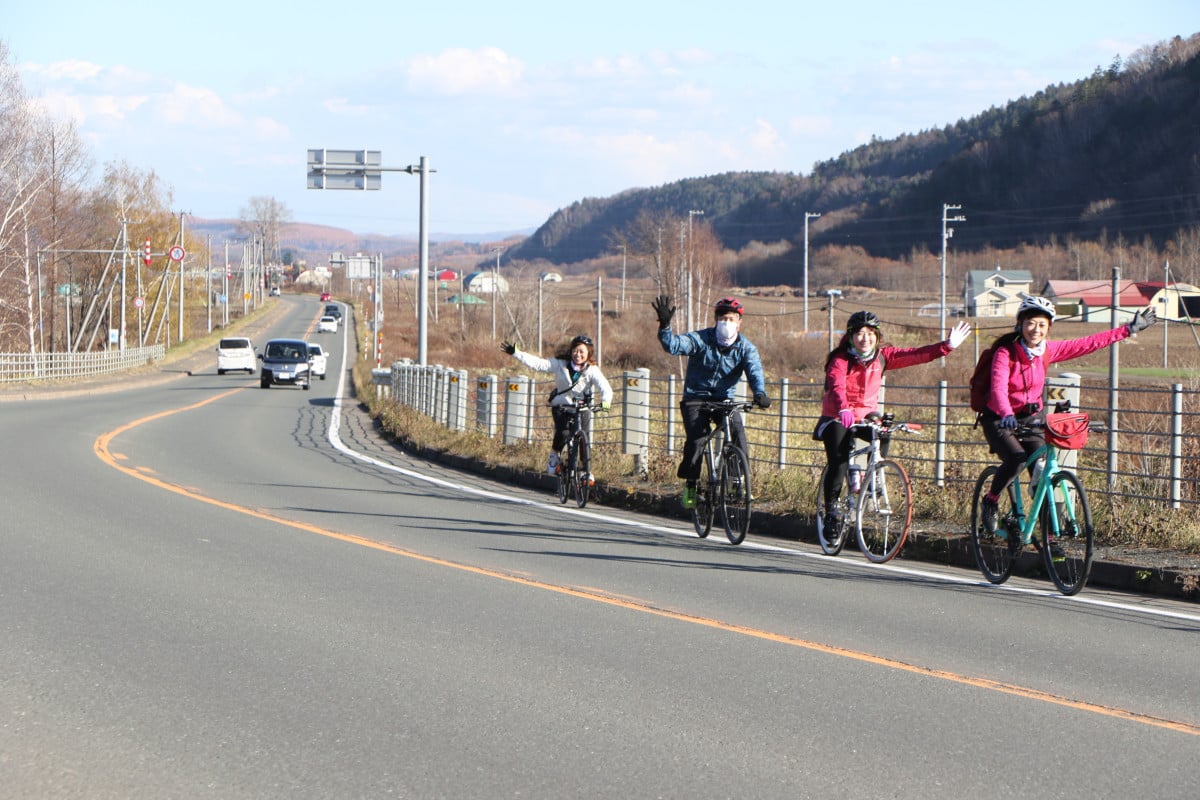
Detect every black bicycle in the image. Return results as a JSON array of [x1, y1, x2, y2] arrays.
[[557, 397, 601, 508], [687, 400, 754, 545]]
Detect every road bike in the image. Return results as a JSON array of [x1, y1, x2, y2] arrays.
[[816, 413, 917, 563], [968, 411, 1097, 595], [687, 400, 754, 545], [556, 397, 602, 508]]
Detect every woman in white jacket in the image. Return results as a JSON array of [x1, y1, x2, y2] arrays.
[[501, 334, 613, 475]]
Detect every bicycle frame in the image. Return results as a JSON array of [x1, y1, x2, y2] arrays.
[[1001, 440, 1076, 546]]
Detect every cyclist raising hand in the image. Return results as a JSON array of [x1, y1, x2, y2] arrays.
[[502, 335, 612, 476], [978, 296, 1156, 532], [814, 311, 971, 533], [653, 295, 770, 510]]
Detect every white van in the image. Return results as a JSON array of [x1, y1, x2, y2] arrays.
[[216, 337, 256, 375]]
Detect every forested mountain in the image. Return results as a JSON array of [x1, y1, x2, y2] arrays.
[[505, 33, 1200, 270]]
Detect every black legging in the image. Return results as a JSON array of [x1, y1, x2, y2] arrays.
[[980, 409, 1046, 497], [678, 400, 747, 481], [819, 420, 888, 506]]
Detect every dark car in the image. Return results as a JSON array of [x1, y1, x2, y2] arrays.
[[258, 338, 312, 390], [323, 303, 343, 322]]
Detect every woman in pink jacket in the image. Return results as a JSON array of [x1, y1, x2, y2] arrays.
[[814, 311, 970, 532], [978, 296, 1156, 532]]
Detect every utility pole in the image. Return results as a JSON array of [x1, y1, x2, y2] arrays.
[[688, 209, 704, 329], [618, 244, 627, 311], [941, 204, 965, 343], [178, 211, 187, 343], [803, 211, 820, 331], [491, 246, 501, 340]]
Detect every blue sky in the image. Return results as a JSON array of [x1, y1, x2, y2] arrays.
[[6, 1, 1196, 238]]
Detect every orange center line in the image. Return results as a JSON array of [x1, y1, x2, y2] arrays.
[[94, 390, 1200, 738]]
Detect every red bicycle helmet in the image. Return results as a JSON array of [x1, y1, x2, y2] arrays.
[[714, 297, 744, 316]]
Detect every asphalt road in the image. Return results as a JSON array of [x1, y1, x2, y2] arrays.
[[2, 297, 1198, 798]]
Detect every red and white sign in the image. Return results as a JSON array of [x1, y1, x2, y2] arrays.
[[168, 245, 186, 262], [143, 237, 152, 266], [134, 296, 145, 309]]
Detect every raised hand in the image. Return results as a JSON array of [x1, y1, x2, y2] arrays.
[[651, 295, 675, 329], [501, 341, 516, 355]]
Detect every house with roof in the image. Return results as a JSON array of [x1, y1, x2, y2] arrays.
[[1042, 280, 1200, 323], [964, 267, 1034, 318]]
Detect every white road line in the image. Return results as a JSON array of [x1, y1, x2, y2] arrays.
[[326, 350, 1200, 625]]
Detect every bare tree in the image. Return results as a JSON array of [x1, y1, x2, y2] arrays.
[[239, 195, 291, 265]]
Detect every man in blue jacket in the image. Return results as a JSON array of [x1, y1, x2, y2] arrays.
[[653, 294, 770, 509]]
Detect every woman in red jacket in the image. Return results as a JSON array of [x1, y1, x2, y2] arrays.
[[978, 296, 1156, 532], [814, 311, 971, 532]]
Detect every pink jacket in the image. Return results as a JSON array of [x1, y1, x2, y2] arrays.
[[821, 340, 951, 421], [988, 326, 1129, 417]]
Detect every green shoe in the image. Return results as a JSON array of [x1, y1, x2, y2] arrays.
[[681, 486, 697, 509]]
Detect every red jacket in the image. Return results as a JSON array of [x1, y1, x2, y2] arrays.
[[821, 340, 951, 421]]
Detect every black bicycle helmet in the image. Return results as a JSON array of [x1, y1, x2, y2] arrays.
[[847, 310, 881, 333], [570, 334, 594, 348]]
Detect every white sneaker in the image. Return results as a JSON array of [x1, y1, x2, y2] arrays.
[[547, 452, 560, 475], [585, 472, 595, 486]]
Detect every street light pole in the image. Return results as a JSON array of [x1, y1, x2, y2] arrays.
[[803, 211, 820, 331], [491, 246, 501, 340]]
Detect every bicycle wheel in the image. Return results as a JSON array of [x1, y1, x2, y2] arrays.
[[573, 432, 590, 508], [1039, 469, 1094, 595], [856, 459, 912, 563], [969, 467, 1020, 584], [719, 446, 752, 545], [692, 453, 714, 538], [556, 445, 571, 504], [816, 465, 851, 556]]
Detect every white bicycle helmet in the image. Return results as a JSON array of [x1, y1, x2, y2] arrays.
[[1016, 295, 1056, 323]]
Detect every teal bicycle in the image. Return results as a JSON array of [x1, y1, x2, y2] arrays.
[[969, 411, 1097, 595]]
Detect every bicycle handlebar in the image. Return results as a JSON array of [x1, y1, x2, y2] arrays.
[[682, 399, 754, 413]]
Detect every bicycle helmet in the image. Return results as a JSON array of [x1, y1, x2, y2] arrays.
[[846, 310, 882, 333], [570, 334, 594, 349], [1016, 296, 1056, 324], [714, 297, 744, 316]]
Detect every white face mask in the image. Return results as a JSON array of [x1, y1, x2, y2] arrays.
[[715, 319, 738, 346]]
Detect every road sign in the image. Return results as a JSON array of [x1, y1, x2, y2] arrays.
[[143, 237, 152, 266], [134, 296, 144, 309], [168, 245, 186, 262], [306, 148, 382, 190]]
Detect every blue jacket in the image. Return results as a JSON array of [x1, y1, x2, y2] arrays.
[[658, 326, 767, 400]]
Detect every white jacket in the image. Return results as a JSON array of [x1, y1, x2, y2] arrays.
[[512, 350, 613, 408]]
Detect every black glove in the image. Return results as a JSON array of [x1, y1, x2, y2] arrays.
[[753, 392, 770, 410], [999, 414, 1017, 430], [500, 341, 516, 355], [652, 295, 675, 329], [1128, 307, 1157, 334]]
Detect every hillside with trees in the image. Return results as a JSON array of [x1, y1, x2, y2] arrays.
[[504, 34, 1200, 285]]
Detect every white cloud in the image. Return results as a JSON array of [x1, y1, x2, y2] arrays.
[[323, 96, 369, 115], [250, 116, 289, 141], [33, 89, 148, 124], [157, 83, 240, 127], [405, 47, 524, 95], [33, 59, 103, 81]]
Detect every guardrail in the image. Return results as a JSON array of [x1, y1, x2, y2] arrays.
[[386, 360, 1200, 512], [0, 345, 166, 383]]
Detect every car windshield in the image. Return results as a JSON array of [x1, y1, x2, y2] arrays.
[[219, 338, 250, 350], [266, 343, 304, 360]]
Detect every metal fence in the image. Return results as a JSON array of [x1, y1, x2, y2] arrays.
[[0, 345, 166, 383], [385, 360, 1200, 512]]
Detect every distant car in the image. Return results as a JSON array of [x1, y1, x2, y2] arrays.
[[258, 338, 311, 390], [307, 343, 327, 380], [320, 292, 332, 301], [216, 337, 255, 375], [269, 286, 281, 297], [323, 303, 343, 322], [317, 315, 338, 334]]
